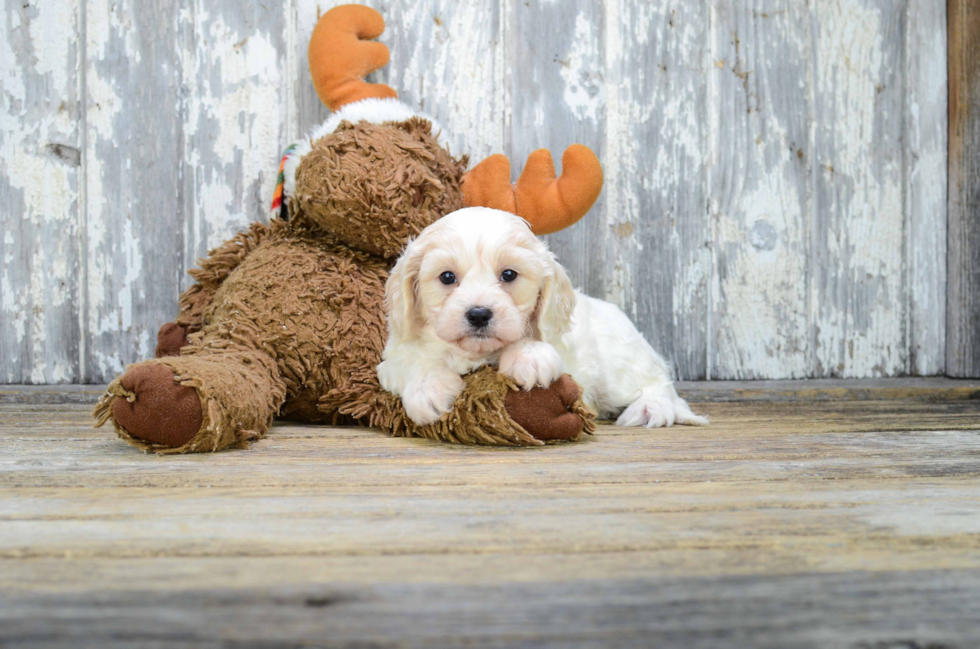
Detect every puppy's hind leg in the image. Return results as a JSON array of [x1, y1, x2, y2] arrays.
[[672, 392, 710, 426], [567, 294, 709, 428], [615, 383, 708, 428]]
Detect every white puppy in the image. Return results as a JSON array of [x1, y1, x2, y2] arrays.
[[377, 207, 708, 428]]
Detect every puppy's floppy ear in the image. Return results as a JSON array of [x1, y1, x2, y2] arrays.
[[385, 239, 425, 341], [533, 251, 576, 342]]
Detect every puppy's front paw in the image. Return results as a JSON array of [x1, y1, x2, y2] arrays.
[[402, 372, 465, 426], [499, 341, 563, 391]]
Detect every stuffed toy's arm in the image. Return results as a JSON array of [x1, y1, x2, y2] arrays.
[[332, 366, 594, 447], [155, 222, 281, 358]]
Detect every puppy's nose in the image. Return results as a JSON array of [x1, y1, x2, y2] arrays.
[[465, 306, 494, 329]]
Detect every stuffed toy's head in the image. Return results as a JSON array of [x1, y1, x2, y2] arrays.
[[292, 118, 467, 259], [279, 4, 605, 258]]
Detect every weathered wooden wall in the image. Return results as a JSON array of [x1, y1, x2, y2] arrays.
[[0, 0, 951, 383]]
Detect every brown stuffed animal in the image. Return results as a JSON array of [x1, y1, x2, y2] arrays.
[[93, 4, 602, 453]]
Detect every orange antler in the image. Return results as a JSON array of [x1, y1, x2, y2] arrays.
[[461, 145, 603, 235], [308, 4, 398, 111]]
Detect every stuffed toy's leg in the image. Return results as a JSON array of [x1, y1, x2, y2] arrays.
[[93, 347, 286, 454]]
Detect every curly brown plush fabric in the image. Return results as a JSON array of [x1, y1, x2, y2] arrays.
[[93, 119, 594, 453], [294, 119, 466, 259]]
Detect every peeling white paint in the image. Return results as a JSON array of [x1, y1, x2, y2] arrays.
[[559, 13, 602, 124], [84, 0, 124, 349], [183, 12, 284, 252], [1, 0, 80, 383], [385, 1, 507, 160], [905, 0, 947, 376], [708, 1, 811, 380], [602, 0, 626, 311], [26, 0, 76, 105], [812, 0, 906, 377]]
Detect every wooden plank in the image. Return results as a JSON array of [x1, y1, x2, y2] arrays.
[[0, 0, 82, 383], [180, 1, 288, 293], [0, 385, 107, 405], [2, 570, 979, 648], [676, 376, 980, 402], [948, 0, 980, 377], [7, 553, 980, 598], [5, 476, 980, 559], [3, 404, 980, 568], [907, 0, 947, 375], [810, 0, 907, 378], [509, 0, 605, 300], [603, 0, 711, 380], [708, 0, 811, 379], [3, 396, 980, 646], [82, 0, 184, 382], [6, 377, 980, 405], [3, 401, 980, 490]]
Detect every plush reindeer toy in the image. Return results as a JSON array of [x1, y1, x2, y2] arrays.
[[93, 4, 604, 453]]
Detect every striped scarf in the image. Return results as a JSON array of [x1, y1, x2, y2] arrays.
[[270, 143, 297, 220]]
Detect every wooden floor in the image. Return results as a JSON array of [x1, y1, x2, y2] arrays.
[[2, 380, 980, 648]]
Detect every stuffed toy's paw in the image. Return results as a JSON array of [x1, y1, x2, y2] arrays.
[[505, 374, 596, 442], [155, 322, 191, 358], [106, 363, 203, 448]]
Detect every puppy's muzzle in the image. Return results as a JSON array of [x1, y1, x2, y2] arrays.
[[465, 306, 493, 330]]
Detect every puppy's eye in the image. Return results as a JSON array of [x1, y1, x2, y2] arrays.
[[439, 271, 457, 285], [500, 269, 518, 283]]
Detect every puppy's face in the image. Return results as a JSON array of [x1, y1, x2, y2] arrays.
[[386, 207, 575, 356], [417, 236, 545, 354]]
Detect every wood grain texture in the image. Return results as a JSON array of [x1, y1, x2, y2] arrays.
[[12, 570, 980, 648], [1, 0, 956, 382], [810, 0, 907, 378], [605, 0, 711, 380], [675, 376, 980, 402], [0, 0, 82, 383], [180, 0, 287, 291], [82, 0, 184, 381], [2, 397, 980, 645], [948, 0, 980, 377], [4, 571, 979, 648], [709, 0, 810, 379], [385, 0, 508, 160], [4, 376, 980, 404], [907, 0, 947, 376]]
